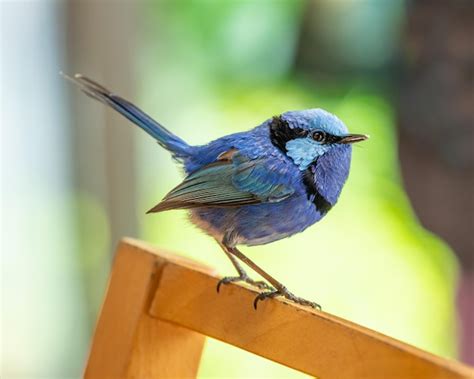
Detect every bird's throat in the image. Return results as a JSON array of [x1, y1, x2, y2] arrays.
[[310, 145, 352, 207], [302, 166, 333, 215]]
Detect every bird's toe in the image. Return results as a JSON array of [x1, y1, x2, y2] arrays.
[[253, 287, 322, 310], [216, 275, 272, 293]]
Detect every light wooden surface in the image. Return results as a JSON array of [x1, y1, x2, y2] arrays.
[[85, 238, 474, 379], [84, 241, 208, 379]]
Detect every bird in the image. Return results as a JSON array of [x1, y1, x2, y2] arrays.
[[64, 73, 368, 310]]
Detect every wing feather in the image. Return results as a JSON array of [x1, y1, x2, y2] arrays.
[[147, 151, 294, 213]]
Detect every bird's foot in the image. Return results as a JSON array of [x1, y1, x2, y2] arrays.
[[217, 275, 273, 293], [253, 286, 322, 310]]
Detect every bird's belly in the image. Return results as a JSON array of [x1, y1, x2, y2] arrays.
[[189, 195, 322, 246]]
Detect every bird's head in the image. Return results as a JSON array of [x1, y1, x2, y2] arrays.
[[269, 109, 368, 170]]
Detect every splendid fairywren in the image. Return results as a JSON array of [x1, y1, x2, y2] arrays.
[[65, 74, 368, 309]]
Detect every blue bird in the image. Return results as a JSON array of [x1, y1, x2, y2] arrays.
[[65, 74, 368, 309]]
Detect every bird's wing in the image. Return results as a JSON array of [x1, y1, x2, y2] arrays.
[[147, 152, 294, 213]]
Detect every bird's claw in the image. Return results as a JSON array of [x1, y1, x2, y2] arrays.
[[216, 275, 272, 293], [253, 287, 322, 310]]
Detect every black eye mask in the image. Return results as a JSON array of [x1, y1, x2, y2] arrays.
[[269, 116, 308, 152]]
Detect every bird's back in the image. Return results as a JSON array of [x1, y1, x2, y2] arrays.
[[183, 124, 279, 172]]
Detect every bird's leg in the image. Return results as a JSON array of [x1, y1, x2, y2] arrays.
[[216, 240, 273, 292], [225, 245, 322, 310]]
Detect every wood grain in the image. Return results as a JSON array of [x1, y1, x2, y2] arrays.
[[85, 238, 474, 379], [125, 315, 204, 379]]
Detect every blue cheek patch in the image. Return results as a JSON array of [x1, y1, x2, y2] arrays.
[[285, 138, 330, 170]]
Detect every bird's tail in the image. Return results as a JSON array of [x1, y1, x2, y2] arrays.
[[63, 73, 191, 158]]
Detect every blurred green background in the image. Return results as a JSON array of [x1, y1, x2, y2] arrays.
[[2, 1, 472, 378]]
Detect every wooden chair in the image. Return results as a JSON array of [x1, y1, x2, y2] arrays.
[[84, 238, 474, 379]]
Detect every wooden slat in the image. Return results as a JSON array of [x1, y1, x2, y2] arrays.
[[125, 315, 204, 378], [84, 240, 209, 379], [109, 238, 472, 379], [85, 238, 474, 379]]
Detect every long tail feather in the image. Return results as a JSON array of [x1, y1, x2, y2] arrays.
[[62, 73, 191, 158]]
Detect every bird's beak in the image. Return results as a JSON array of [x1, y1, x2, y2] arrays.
[[339, 134, 369, 144]]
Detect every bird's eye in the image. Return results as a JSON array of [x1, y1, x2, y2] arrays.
[[311, 130, 326, 142]]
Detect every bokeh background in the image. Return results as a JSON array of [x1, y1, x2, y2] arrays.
[[2, 0, 473, 377]]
